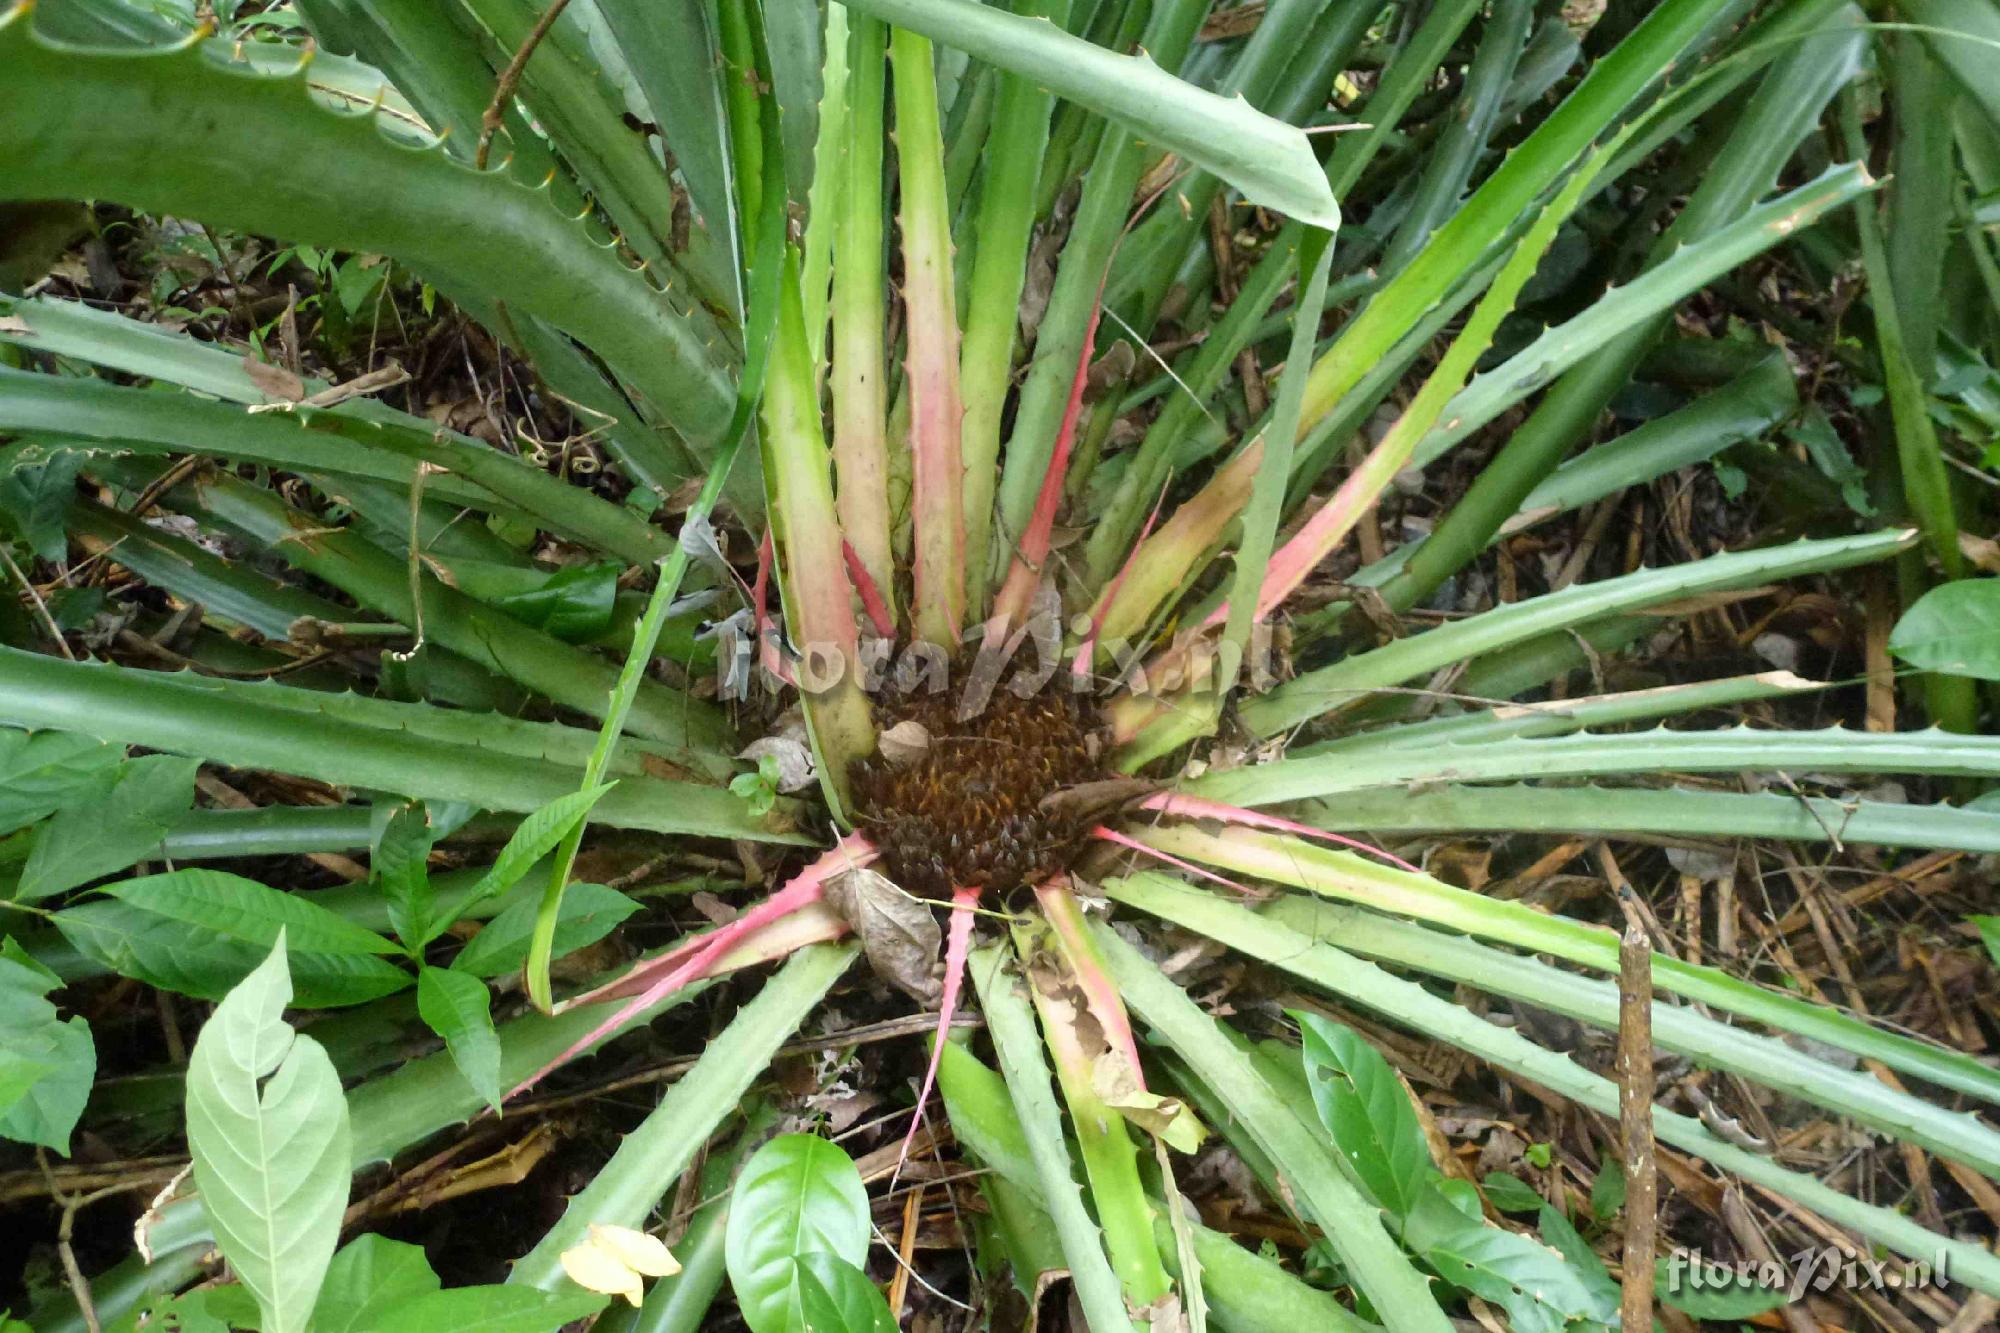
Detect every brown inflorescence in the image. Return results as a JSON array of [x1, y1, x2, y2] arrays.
[[850, 676, 1103, 901]]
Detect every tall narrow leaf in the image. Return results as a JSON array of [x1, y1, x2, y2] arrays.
[[893, 25, 967, 646]]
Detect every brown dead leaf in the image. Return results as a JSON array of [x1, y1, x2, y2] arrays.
[[824, 867, 942, 1003], [240, 354, 305, 404], [878, 719, 932, 766], [1090, 1053, 1207, 1152]]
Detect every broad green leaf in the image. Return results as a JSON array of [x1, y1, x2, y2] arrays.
[[794, 1252, 897, 1333], [838, 0, 1337, 229], [493, 562, 620, 643], [441, 784, 615, 939], [1889, 578, 2000, 679], [1590, 1156, 1625, 1221], [107, 868, 399, 955], [0, 729, 122, 834], [1294, 1010, 1436, 1223], [314, 1235, 442, 1333], [0, 443, 82, 561], [1654, 1255, 1788, 1319], [725, 1133, 872, 1333], [1534, 1204, 1617, 1308], [448, 882, 640, 977], [1974, 915, 2000, 970], [366, 1285, 606, 1331], [1479, 1172, 1542, 1215], [0, 939, 93, 1152], [373, 801, 437, 952], [1406, 1180, 1615, 1332], [18, 753, 199, 900], [185, 935, 351, 1333], [54, 898, 410, 1008], [417, 966, 501, 1112]]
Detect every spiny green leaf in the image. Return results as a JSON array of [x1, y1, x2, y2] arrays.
[[185, 935, 351, 1333], [0, 9, 735, 446], [839, 0, 1337, 229]]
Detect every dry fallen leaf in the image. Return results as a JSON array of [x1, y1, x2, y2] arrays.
[[877, 719, 932, 766], [240, 353, 305, 404], [560, 1222, 679, 1307], [1091, 1051, 1208, 1153], [738, 734, 816, 793], [588, 1223, 680, 1277], [823, 867, 943, 1004]]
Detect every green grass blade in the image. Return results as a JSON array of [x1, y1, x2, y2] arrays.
[[0, 10, 737, 448], [1090, 925, 1452, 1332], [1296, 782, 2000, 855], [967, 944, 1142, 1333], [508, 944, 856, 1290], [1129, 824, 2000, 1106], [0, 648, 790, 840], [1103, 876, 2000, 1297], [1243, 529, 1915, 735], [839, 0, 1336, 229], [960, 0, 1068, 613], [1135, 874, 2000, 1178]]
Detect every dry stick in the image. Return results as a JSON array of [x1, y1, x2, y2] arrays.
[[475, 0, 576, 171], [887, 1181, 923, 1321], [36, 1152, 156, 1333], [1617, 912, 1658, 1333], [1719, 1186, 1816, 1333], [0, 545, 75, 660]]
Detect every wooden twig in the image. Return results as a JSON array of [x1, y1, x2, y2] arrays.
[[475, 0, 575, 170], [887, 1181, 923, 1321], [0, 545, 75, 660], [1617, 915, 1658, 1333]]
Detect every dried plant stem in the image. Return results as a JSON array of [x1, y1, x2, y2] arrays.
[[476, 0, 574, 171], [1618, 918, 1658, 1333]]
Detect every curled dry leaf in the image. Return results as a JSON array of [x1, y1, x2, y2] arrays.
[[823, 867, 943, 1004], [877, 719, 932, 766], [1090, 1049, 1207, 1153], [738, 734, 817, 793], [588, 1222, 680, 1277]]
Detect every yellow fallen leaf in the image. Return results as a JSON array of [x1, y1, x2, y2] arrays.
[[588, 1222, 681, 1278], [560, 1241, 644, 1307]]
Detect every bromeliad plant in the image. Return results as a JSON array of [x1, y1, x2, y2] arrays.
[[8, 0, 2000, 1328]]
